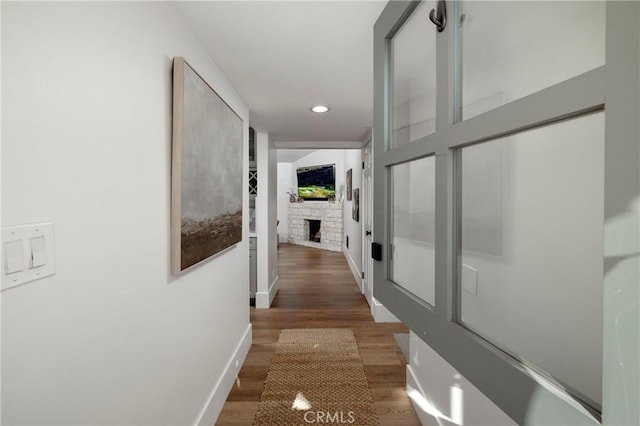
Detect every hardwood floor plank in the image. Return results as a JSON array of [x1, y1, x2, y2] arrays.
[[217, 402, 260, 425], [215, 244, 420, 425]]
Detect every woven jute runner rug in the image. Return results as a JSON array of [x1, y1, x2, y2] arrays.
[[253, 328, 379, 426]]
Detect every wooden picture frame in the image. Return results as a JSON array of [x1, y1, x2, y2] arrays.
[[171, 57, 243, 274]]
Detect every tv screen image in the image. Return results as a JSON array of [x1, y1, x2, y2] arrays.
[[296, 164, 336, 200]]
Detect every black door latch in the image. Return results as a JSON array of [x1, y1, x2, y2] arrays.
[[371, 243, 383, 261]]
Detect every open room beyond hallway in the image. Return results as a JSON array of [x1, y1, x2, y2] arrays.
[[217, 244, 420, 425]]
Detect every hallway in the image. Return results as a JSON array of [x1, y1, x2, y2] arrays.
[[217, 244, 421, 425]]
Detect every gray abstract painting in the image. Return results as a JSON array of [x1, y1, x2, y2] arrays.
[[171, 57, 243, 273]]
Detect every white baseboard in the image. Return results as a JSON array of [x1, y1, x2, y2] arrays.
[[372, 297, 400, 323], [196, 324, 252, 426], [361, 276, 398, 323], [343, 247, 362, 292], [363, 279, 373, 307], [256, 275, 279, 308], [406, 364, 441, 426], [269, 275, 279, 305]]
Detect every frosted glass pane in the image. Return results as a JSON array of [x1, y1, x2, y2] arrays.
[[391, 156, 435, 306], [390, 0, 436, 149], [462, 1, 605, 119], [460, 112, 604, 406]]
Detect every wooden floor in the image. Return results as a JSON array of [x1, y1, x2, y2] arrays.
[[216, 243, 420, 425]]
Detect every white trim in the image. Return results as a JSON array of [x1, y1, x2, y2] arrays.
[[372, 297, 400, 323], [256, 275, 279, 308], [363, 277, 373, 307], [406, 364, 441, 426], [195, 324, 252, 426], [343, 247, 362, 292], [274, 140, 364, 150]]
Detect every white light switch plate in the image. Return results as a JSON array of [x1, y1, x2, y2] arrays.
[[2, 222, 55, 290]]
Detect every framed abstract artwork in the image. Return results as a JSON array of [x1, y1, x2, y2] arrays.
[[352, 188, 360, 222], [171, 57, 243, 274], [346, 168, 353, 201]]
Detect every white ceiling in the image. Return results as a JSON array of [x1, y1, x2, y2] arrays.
[[276, 149, 316, 163], [169, 1, 387, 143]]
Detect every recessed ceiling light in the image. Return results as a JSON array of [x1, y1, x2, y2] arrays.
[[310, 105, 330, 113]]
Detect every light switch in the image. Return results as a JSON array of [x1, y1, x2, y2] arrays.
[[2, 222, 55, 290], [30, 236, 47, 268], [4, 239, 24, 274]]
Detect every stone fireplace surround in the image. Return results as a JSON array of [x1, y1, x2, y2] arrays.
[[288, 202, 343, 252]]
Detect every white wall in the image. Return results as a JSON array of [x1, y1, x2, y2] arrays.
[[342, 149, 362, 287], [255, 131, 278, 308], [276, 163, 293, 242], [0, 6, 3, 420], [267, 136, 278, 306], [408, 333, 518, 426], [411, 330, 601, 425], [2, 3, 250, 424]]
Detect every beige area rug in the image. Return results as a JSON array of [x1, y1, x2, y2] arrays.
[[253, 328, 379, 426]]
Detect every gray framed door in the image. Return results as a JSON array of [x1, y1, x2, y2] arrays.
[[373, 1, 639, 424]]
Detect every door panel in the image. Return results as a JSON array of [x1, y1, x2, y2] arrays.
[[389, 156, 436, 306], [461, 1, 605, 120], [371, 0, 635, 423], [390, 0, 437, 148]]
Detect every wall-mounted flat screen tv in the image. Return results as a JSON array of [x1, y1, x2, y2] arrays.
[[296, 164, 336, 200]]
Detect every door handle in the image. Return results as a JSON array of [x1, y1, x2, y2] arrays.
[[429, 0, 447, 32]]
